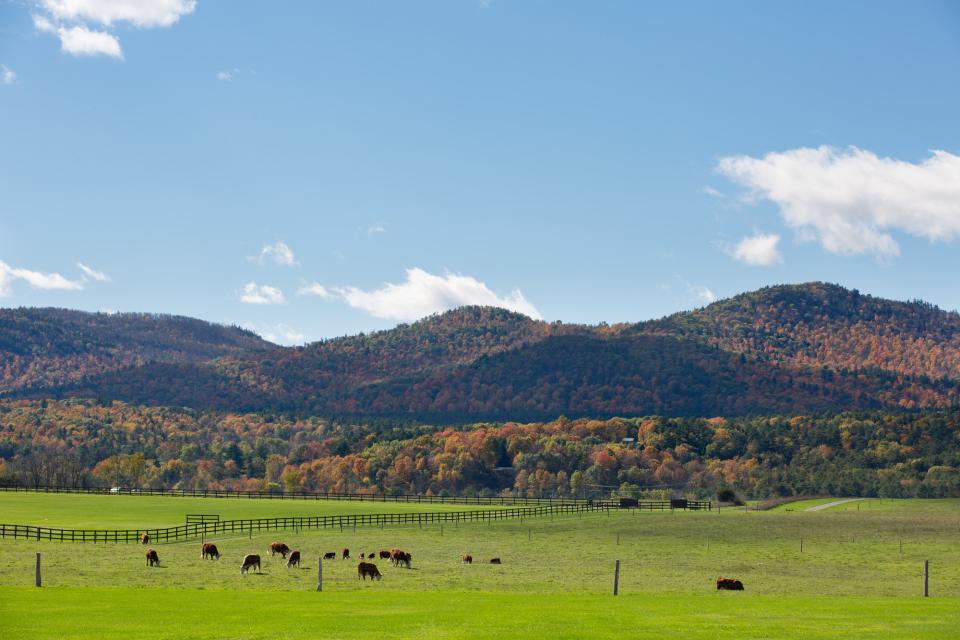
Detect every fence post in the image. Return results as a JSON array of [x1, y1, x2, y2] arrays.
[[35, 552, 41, 587], [924, 560, 929, 597], [613, 560, 620, 596], [317, 557, 323, 592]]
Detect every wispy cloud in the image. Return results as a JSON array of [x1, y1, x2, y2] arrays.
[[728, 232, 782, 267], [239, 282, 285, 305], [76, 261, 111, 282], [0, 260, 84, 296], [676, 275, 716, 306], [241, 322, 306, 346], [32, 0, 196, 59], [333, 267, 541, 322], [1, 65, 17, 85], [364, 224, 386, 236], [717, 146, 960, 258], [702, 186, 723, 198], [297, 282, 333, 299], [252, 241, 297, 267]]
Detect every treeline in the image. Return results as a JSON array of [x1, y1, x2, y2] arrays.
[[1, 400, 957, 499]]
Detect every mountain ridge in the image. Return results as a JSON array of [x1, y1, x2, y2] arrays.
[[5, 283, 960, 419]]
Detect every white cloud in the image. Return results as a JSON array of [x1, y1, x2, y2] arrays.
[[0, 260, 84, 296], [717, 146, 960, 257], [676, 276, 716, 306], [55, 25, 123, 58], [239, 282, 285, 305], [32, 0, 195, 59], [253, 241, 297, 267], [297, 282, 333, 299], [241, 322, 306, 346], [334, 267, 541, 322], [39, 0, 196, 28], [702, 186, 723, 198], [729, 232, 782, 267], [216, 70, 233, 82], [693, 286, 716, 304], [76, 261, 111, 282], [1, 65, 17, 85], [365, 224, 386, 235]]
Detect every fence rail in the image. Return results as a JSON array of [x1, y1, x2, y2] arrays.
[[0, 485, 590, 506], [0, 499, 709, 544]]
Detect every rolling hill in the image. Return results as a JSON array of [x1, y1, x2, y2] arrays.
[[0, 308, 275, 394], [5, 283, 960, 419]]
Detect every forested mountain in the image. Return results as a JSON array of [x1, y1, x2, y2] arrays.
[[644, 283, 960, 381], [5, 283, 960, 419], [0, 308, 274, 394]]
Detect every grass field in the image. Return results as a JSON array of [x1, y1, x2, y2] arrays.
[[1, 495, 958, 638], [2, 588, 958, 639]]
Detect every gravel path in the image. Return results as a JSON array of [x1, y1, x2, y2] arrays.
[[805, 498, 863, 512]]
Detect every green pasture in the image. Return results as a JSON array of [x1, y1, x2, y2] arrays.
[[0, 492, 497, 528], [1, 495, 958, 638], [2, 588, 957, 640]]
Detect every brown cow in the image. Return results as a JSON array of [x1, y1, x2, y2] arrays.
[[342, 548, 350, 560], [716, 577, 744, 591], [145, 548, 160, 566], [287, 550, 301, 568], [201, 543, 220, 560], [140, 533, 150, 545], [357, 561, 383, 581], [489, 558, 502, 564], [240, 554, 261, 574], [461, 554, 473, 564], [391, 550, 412, 569], [269, 541, 290, 558], [379, 550, 391, 559], [323, 552, 336, 560]]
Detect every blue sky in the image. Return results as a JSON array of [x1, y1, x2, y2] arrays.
[[2, 1, 959, 343]]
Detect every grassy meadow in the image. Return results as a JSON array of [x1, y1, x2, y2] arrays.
[[1, 493, 958, 638]]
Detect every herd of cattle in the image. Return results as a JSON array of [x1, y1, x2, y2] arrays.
[[138, 533, 502, 581], [138, 533, 744, 590]]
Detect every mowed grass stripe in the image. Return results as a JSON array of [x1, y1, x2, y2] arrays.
[[1, 587, 957, 640]]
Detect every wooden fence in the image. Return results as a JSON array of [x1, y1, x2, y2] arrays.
[[0, 499, 709, 544]]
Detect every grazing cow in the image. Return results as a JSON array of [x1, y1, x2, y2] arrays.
[[461, 554, 472, 564], [201, 543, 220, 560], [140, 533, 150, 545], [489, 558, 502, 564], [342, 548, 350, 560], [323, 552, 337, 560], [379, 550, 391, 559], [240, 554, 261, 575], [269, 541, 290, 558], [287, 550, 301, 568], [145, 548, 160, 567], [716, 577, 744, 591], [357, 561, 383, 581], [359, 552, 365, 559], [390, 550, 412, 569], [367, 552, 374, 559]]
